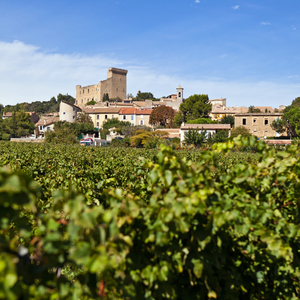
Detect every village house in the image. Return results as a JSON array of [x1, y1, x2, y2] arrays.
[[82, 107, 121, 129], [118, 108, 153, 126], [35, 116, 59, 136], [59, 100, 82, 123], [235, 113, 284, 138]]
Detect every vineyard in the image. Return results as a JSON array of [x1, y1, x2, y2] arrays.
[[1, 138, 300, 299]]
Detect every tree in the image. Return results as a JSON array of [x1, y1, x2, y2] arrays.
[[187, 118, 217, 124], [76, 112, 93, 124], [135, 92, 156, 101], [248, 106, 261, 113], [219, 115, 235, 127], [57, 93, 75, 104], [130, 130, 169, 147], [103, 93, 110, 101], [3, 110, 35, 137], [230, 126, 251, 138], [86, 100, 96, 105], [179, 94, 212, 122], [149, 106, 175, 128], [184, 128, 206, 146], [45, 122, 78, 144], [271, 107, 300, 138], [103, 118, 131, 130]]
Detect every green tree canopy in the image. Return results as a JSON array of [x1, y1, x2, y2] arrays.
[[219, 115, 235, 127], [3, 110, 35, 137], [248, 106, 261, 113], [271, 107, 300, 138], [230, 126, 251, 138], [179, 94, 212, 122], [187, 117, 217, 124]]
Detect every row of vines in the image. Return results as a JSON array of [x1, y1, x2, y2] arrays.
[[1, 138, 299, 299]]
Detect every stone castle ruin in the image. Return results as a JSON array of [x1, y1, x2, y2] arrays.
[[75, 68, 127, 107]]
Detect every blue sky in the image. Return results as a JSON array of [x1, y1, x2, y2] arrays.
[[0, 0, 299, 107]]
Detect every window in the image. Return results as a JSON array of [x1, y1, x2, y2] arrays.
[[105, 115, 107, 119], [97, 115, 99, 120], [97, 122, 99, 127], [131, 115, 134, 120], [73, 116, 75, 119], [81, 99, 83, 103], [123, 115, 126, 120], [265, 119, 269, 125], [242, 118, 246, 125], [73, 108, 75, 111], [63, 112, 66, 115], [140, 120, 144, 125], [253, 118, 257, 125], [39, 125, 43, 130], [88, 89, 89, 93], [83, 90, 84, 94], [116, 88, 118, 92], [178, 92, 181, 97], [112, 115, 114, 119], [120, 78, 121, 81], [47, 127, 50, 131]]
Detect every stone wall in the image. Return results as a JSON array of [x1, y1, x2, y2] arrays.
[[76, 68, 127, 107], [235, 113, 283, 137]]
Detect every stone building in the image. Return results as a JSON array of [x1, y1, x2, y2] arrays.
[[235, 113, 283, 138], [75, 68, 128, 107], [59, 100, 82, 123]]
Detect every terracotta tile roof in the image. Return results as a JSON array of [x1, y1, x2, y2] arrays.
[[2, 112, 12, 117], [119, 108, 136, 115], [35, 117, 59, 127], [235, 113, 283, 116], [83, 107, 121, 114], [136, 109, 152, 115], [181, 124, 231, 130]]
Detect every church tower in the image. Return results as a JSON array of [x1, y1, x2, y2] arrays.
[[176, 86, 183, 103]]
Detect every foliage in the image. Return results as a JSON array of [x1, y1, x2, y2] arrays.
[[184, 128, 206, 146], [173, 111, 185, 128], [45, 122, 78, 144], [187, 117, 217, 124], [230, 126, 251, 138], [149, 106, 175, 128], [76, 112, 93, 124], [179, 94, 212, 122], [271, 107, 300, 138], [103, 93, 110, 101], [1, 138, 300, 299], [103, 118, 131, 130], [3, 110, 35, 137], [248, 105, 261, 113], [135, 92, 158, 101], [207, 130, 229, 146], [130, 130, 169, 147], [110, 137, 131, 147], [219, 115, 235, 127], [3, 94, 75, 115], [86, 100, 97, 105]]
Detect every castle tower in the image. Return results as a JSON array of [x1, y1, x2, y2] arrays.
[[176, 86, 183, 103]]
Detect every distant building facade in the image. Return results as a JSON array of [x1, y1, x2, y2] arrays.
[[59, 100, 82, 123], [235, 113, 283, 137], [76, 68, 128, 107]]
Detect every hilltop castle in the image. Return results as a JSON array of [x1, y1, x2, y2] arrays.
[[75, 68, 128, 107]]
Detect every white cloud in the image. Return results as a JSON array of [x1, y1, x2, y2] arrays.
[[261, 22, 270, 26], [195, 0, 200, 3], [219, 54, 227, 58], [0, 40, 297, 108], [292, 25, 297, 30], [232, 5, 239, 10]]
